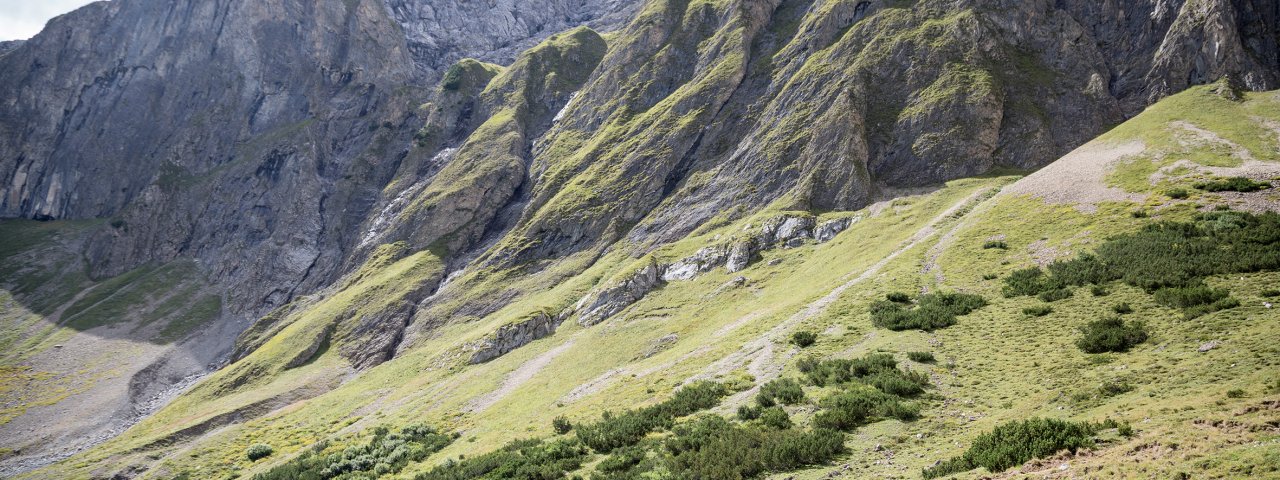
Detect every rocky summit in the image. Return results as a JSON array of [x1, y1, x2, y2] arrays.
[[1, 0, 1278, 479]]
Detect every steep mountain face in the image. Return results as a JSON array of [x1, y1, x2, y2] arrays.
[[0, 0, 1278, 477]]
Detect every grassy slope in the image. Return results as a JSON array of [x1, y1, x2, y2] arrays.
[[28, 91, 1280, 480]]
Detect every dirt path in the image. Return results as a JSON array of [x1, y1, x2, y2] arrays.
[[467, 337, 578, 413], [687, 187, 1000, 408], [921, 187, 1004, 291]]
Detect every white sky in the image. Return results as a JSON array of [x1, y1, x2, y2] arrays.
[[0, 0, 100, 41]]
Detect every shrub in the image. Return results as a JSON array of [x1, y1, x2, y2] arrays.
[[246, 444, 274, 461], [1076, 317, 1149, 354], [1132, 209, 1149, 218], [1112, 303, 1133, 314], [1098, 380, 1133, 398], [1091, 285, 1110, 297], [1003, 268, 1050, 297], [1037, 288, 1073, 303], [983, 240, 1009, 250], [736, 405, 760, 421], [790, 331, 817, 348], [922, 418, 1100, 478], [416, 438, 586, 480], [814, 388, 918, 431], [1166, 188, 1190, 199], [1154, 286, 1229, 309], [1195, 177, 1271, 193], [552, 416, 573, 435], [665, 416, 845, 479], [906, 351, 935, 363], [258, 424, 453, 480], [1023, 305, 1053, 317], [1261, 289, 1280, 298], [758, 407, 792, 430], [885, 292, 912, 303], [870, 292, 987, 332], [982, 273, 999, 280], [757, 379, 806, 407], [575, 382, 727, 452], [1226, 389, 1246, 398]]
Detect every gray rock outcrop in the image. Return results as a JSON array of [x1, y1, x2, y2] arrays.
[[469, 310, 566, 364]]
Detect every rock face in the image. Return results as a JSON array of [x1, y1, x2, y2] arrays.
[[468, 310, 566, 364], [0, 0, 1278, 474]]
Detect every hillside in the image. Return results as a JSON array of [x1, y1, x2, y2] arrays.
[[0, 0, 1278, 479]]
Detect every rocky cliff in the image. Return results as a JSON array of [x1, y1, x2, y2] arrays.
[[0, 0, 1278, 476]]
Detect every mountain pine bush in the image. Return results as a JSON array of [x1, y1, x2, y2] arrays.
[[922, 418, 1100, 478], [1076, 317, 1149, 353]]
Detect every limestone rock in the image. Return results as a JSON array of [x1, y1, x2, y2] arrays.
[[576, 258, 665, 326], [469, 310, 563, 364]]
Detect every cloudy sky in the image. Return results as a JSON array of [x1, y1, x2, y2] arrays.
[[0, 0, 98, 41]]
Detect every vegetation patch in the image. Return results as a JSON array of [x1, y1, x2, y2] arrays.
[[254, 424, 453, 479], [922, 418, 1109, 478], [1194, 177, 1271, 193], [789, 330, 817, 348], [574, 381, 727, 453], [1076, 317, 1149, 354], [869, 292, 988, 331]]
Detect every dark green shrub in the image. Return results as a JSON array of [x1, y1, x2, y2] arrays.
[[1076, 317, 1148, 354], [1184, 297, 1240, 319], [258, 424, 453, 480], [596, 445, 647, 473], [1003, 267, 1050, 297], [736, 405, 760, 421], [1132, 209, 1149, 218], [982, 273, 999, 280], [886, 292, 912, 303], [758, 407, 792, 430], [1023, 305, 1053, 317], [814, 388, 917, 431], [906, 351, 935, 363], [665, 416, 844, 479], [416, 438, 587, 480], [575, 382, 727, 453], [983, 240, 1009, 250], [1098, 380, 1133, 398], [246, 444, 274, 461], [1261, 289, 1280, 298], [870, 292, 987, 332], [790, 331, 817, 348], [1226, 388, 1246, 399], [757, 378, 806, 407], [1166, 188, 1190, 199], [1154, 286, 1229, 308], [1037, 288, 1073, 303], [922, 418, 1100, 479], [1091, 285, 1110, 297], [1195, 177, 1271, 192], [552, 416, 573, 435], [1112, 303, 1133, 314]]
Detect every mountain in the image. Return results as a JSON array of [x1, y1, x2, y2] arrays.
[[0, 0, 1278, 478]]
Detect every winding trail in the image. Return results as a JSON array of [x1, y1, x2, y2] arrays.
[[467, 337, 578, 413], [686, 187, 1000, 408]]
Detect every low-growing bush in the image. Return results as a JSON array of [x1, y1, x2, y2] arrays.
[[790, 331, 817, 348], [575, 382, 727, 452], [1166, 188, 1190, 199], [813, 388, 918, 431], [759, 407, 792, 430], [1195, 177, 1271, 192], [906, 351, 936, 363], [922, 418, 1101, 478], [1112, 303, 1133, 314], [1091, 285, 1110, 297], [869, 292, 987, 331], [257, 424, 453, 480], [1037, 288, 1073, 303], [1023, 305, 1053, 317], [1226, 388, 1247, 399], [1154, 285, 1229, 309], [416, 438, 586, 480], [663, 416, 845, 479], [1076, 317, 1149, 354], [246, 444, 274, 462], [552, 416, 573, 435], [757, 378, 806, 407], [886, 292, 912, 303], [983, 240, 1009, 250]]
